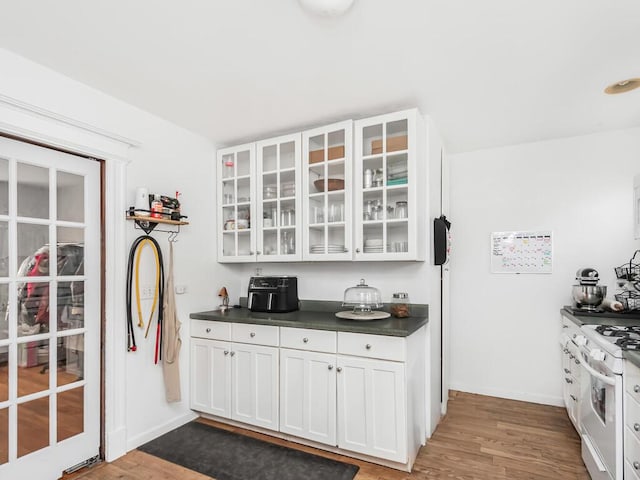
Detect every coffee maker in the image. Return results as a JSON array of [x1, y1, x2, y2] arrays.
[[248, 276, 299, 313]]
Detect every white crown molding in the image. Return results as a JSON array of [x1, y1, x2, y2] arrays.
[[0, 92, 140, 148]]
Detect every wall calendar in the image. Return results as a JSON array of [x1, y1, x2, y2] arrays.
[[491, 230, 553, 274]]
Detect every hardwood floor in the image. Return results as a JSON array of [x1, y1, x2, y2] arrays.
[[66, 391, 589, 480]]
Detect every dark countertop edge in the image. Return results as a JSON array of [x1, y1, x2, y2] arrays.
[[189, 310, 428, 337]]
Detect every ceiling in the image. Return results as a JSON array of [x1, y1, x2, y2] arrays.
[[1, 0, 639, 153]]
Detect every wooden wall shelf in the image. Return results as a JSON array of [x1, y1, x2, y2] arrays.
[[126, 215, 189, 234]]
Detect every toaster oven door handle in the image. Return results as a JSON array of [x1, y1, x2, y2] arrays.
[[268, 293, 274, 310], [248, 292, 254, 310]]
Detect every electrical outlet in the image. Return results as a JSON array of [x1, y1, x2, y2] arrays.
[[141, 286, 155, 299]]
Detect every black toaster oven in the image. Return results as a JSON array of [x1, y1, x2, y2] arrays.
[[248, 276, 299, 313]]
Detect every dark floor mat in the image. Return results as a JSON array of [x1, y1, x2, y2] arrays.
[[138, 421, 359, 480]]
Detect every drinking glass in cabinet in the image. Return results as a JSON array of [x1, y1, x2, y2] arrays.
[[223, 193, 234, 204], [327, 203, 344, 223], [281, 231, 295, 255], [264, 185, 277, 199], [395, 201, 408, 219], [280, 209, 295, 227], [311, 205, 324, 224]]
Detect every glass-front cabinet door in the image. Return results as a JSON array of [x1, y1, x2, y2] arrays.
[[302, 121, 352, 261], [256, 134, 302, 262], [354, 109, 426, 261], [217, 143, 256, 263]]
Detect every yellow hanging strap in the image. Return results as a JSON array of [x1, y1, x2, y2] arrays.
[[133, 238, 160, 331]]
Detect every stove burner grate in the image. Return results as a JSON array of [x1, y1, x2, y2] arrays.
[[595, 325, 640, 350]]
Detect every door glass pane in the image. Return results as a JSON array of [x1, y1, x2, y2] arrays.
[[0, 157, 8, 215], [58, 281, 83, 331], [17, 224, 49, 276], [56, 233, 84, 276], [57, 171, 84, 223], [17, 163, 49, 219], [57, 386, 84, 442], [0, 407, 7, 465], [18, 397, 49, 458], [0, 346, 7, 401], [0, 283, 7, 340], [58, 334, 83, 386], [16, 281, 49, 336], [0, 222, 7, 277], [18, 339, 49, 397]]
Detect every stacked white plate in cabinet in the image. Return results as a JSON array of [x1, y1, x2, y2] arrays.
[[364, 238, 384, 253], [310, 244, 346, 253]]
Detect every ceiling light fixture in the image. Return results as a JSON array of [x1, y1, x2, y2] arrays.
[[604, 78, 640, 94], [298, 0, 355, 17]]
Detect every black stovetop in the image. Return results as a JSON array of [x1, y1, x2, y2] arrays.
[[566, 306, 640, 320], [595, 325, 640, 350]]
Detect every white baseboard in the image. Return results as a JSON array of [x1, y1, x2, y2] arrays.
[[126, 411, 199, 452], [105, 426, 127, 462], [448, 383, 564, 407]]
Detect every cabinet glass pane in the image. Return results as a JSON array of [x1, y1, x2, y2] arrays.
[[263, 202, 277, 228], [280, 171, 295, 199], [17, 163, 49, 219], [362, 124, 383, 156], [387, 223, 409, 253], [363, 157, 383, 190], [387, 188, 409, 220], [386, 153, 408, 187], [237, 150, 251, 177], [222, 180, 235, 205], [327, 130, 346, 160], [0, 157, 7, 215], [280, 230, 296, 255], [57, 171, 84, 223], [309, 226, 326, 254], [280, 142, 295, 170], [221, 153, 235, 179], [327, 194, 344, 223], [263, 230, 277, 256], [222, 206, 235, 231], [237, 232, 251, 256], [308, 134, 325, 164], [362, 224, 384, 255], [222, 233, 236, 257], [386, 119, 408, 152], [262, 145, 277, 172], [237, 178, 251, 204], [309, 196, 324, 225], [327, 225, 346, 254]]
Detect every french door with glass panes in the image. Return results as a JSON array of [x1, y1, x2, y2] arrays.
[[0, 136, 100, 479]]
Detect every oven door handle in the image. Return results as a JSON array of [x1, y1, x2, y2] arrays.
[[581, 357, 616, 386]]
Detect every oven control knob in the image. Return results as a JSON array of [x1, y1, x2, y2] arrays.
[[574, 335, 588, 347], [590, 349, 606, 362]]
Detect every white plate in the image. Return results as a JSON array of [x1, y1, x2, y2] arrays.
[[335, 310, 391, 321]]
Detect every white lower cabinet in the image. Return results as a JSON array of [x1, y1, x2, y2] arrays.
[[191, 321, 425, 470], [336, 355, 407, 462], [190, 324, 279, 430], [626, 361, 640, 478], [279, 348, 337, 445]]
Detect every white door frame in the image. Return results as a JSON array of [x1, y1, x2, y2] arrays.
[[0, 94, 138, 463]]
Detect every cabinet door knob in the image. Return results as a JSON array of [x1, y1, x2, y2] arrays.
[[563, 368, 570, 374], [356, 248, 361, 253], [562, 325, 569, 329], [328, 365, 333, 370], [575, 359, 580, 365], [344, 248, 349, 253], [569, 394, 577, 402], [249, 251, 254, 255], [250, 332, 256, 338], [336, 367, 342, 372], [564, 377, 573, 384], [224, 350, 229, 355], [206, 328, 211, 333], [635, 385, 640, 393], [365, 344, 372, 350], [568, 354, 574, 360], [230, 351, 235, 356], [303, 337, 309, 343], [634, 461, 640, 470], [563, 348, 569, 354], [634, 423, 640, 432]]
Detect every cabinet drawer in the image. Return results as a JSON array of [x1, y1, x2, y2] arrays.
[[280, 327, 337, 353], [628, 363, 640, 404], [338, 332, 405, 362], [190, 320, 231, 341], [626, 456, 640, 480], [627, 425, 640, 476], [232, 323, 279, 346]]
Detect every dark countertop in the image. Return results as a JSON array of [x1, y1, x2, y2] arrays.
[[190, 300, 428, 337], [561, 306, 640, 367]]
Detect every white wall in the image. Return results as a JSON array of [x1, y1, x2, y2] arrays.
[[0, 48, 227, 455], [449, 128, 640, 405]]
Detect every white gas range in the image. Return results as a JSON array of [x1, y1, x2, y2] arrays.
[[561, 308, 640, 480]]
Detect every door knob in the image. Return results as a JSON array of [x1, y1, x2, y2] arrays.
[[224, 350, 229, 355], [230, 351, 235, 356], [336, 367, 342, 372], [250, 332, 256, 338], [634, 385, 640, 393], [365, 344, 372, 350], [303, 337, 309, 343], [356, 248, 360, 253], [634, 423, 640, 432], [328, 365, 334, 370], [206, 328, 211, 333]]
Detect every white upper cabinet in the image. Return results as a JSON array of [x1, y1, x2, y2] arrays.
[[302, 120, 353, 261], [256, 133, 302, 262], [217, 143, 256, 263], [216, 109, 428, 263], [354, 109, 426, 261]]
